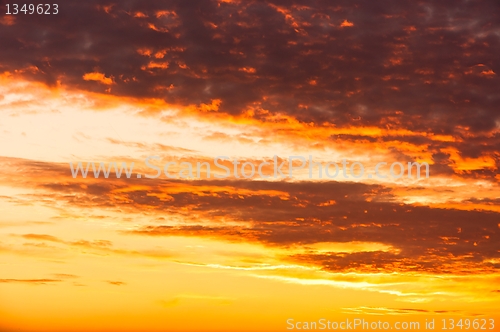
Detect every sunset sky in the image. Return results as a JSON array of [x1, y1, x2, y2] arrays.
[[1, 1, 500, 331]]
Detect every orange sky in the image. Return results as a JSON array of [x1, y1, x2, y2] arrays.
[[1, 1, 500, 331]]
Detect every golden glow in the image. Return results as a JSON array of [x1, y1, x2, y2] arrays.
[[0, 75, 499, 332]]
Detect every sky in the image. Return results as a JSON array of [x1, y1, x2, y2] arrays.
[[0, 1, 500, 331]]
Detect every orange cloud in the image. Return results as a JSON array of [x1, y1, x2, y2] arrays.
[[105, 280, 126, 286], [82, 72, 114, 85], [0, 278, 62, 284], [340, 19, 354, 27]]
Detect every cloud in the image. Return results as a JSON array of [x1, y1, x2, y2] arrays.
[[105, 280, 126, 286], [83, 72, 114, 85], [0, 0, 499, 165], [0, 278, 62, 284], [340, 306, 461, 315], [1, 156, 499, 275], [105, 138, 197, 154]]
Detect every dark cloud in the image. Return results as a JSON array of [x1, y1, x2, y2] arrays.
[[1, 2, 499, 180], [19, 233, 62, 242], [106, 138, 197, 154], [17, 234, 112, 249], [1, 0, 499, 139], [2, 158, 499, 274], [12, 229, 174, 260], [342, 307, 463, 315]]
